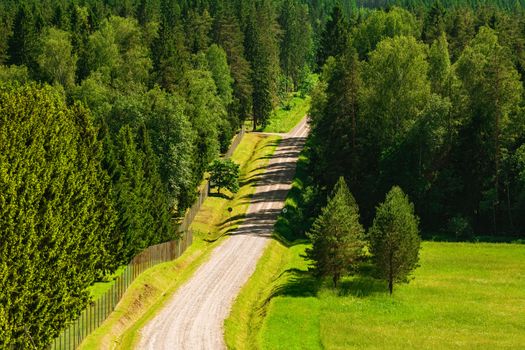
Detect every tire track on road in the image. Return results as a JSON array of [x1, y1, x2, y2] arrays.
[[137, 118, 309, 350]]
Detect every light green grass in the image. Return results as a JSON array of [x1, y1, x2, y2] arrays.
[[227, 239, 525, 350], [79, 133, 279, 350], [88, 266, 126, 300], [226, 147, 525, 349], [192, 134, 281, 241], [261, 94, 310, 133]]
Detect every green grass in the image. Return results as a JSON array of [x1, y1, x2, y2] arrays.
[[192, 134, 281, 241], [227, 239, 525, 350], [261, 93, 310, 133], [88, 266, 126, 300], [79, 133, 280, 350], [257, 242, 525, 350], [225, 147, 525, 350]]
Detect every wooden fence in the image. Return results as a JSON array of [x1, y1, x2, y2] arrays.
[[48, 230, 192, 350], [48, 127, 245, 350]]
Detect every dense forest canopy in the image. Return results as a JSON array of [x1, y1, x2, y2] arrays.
[[1, 0, 525, 347]]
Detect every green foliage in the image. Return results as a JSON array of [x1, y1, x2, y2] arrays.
[[246, 1, 282, 130], [317, 5, 348, 67], [279, 0, 314, 90], [306, 177, 365, 287], [87, 16, 152, 89], [231, 240, 525, 350], [362, 35, 431, 147], [208, 158, 240, 195], [0, 84, 116, 348], [351, 7, 420, 60], [38, 28, 77, 89], [369, 186, 421, 294], [214, 7, 253, 121], [0, 64, 29, 84]]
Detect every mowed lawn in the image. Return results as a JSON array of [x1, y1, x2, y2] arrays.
[[231, 241, 525, 350]]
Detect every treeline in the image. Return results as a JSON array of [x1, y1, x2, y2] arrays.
[[356, 0, 525, 10], [308, 1, 525, 241], [0, 0, 318, 347]]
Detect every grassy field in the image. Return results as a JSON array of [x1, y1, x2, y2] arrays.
[[225, 150, 525, 350], [79, 133, 280, 349], [261, 93, 310, 133], [227, 239, 525, 350]]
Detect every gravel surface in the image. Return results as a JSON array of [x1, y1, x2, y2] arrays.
[[137, 118, 309, 350]]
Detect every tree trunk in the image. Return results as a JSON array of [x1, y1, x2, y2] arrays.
[[389, 251, 394, 295], [333, 272, 339, 288]]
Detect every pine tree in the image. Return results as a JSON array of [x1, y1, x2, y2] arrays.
[[306, 177, 365, 287], [245, 1, 281, 130], [0, 84, 116, 347], [214, 6, 253, 121], [422, 0, 446, 44], [369, 186, 421, 295], [317, 5, 348, 68], [279, 0, 313, 90], [7, 5, 38, 70]]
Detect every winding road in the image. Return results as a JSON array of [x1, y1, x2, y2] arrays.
[[137, 118, 309, 350]]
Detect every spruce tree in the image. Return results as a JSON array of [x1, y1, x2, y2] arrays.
[[245, 1, 281, 130], [369, 186, 421, 295], [0, 84, 116, 347], [213, 6, 253, 121], [317, 6, 348, 68], [305, 177, 365, 287], [7, 5, 38, 70]]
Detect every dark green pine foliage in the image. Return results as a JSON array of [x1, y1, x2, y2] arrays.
[[310, 46, 361, 189], [185, 8, 213, 54], [422, 0, 446, 43], [369, 186, 421, 295], [317, 5, 348, 68], [136, 124, 174, 244], [213, 6, 253, 121], [0, 84, 117, 348], [151, 0, 190, 90], [245, 0, 281, 130], [306, 177, 365, 287], [111, 124, 173, 262], [69, 3, 91, 81], [7, 5, 38, 70], [279, 0, 314, 90]]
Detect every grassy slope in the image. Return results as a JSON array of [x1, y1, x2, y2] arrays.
[[79, 133, 280, 350], [261, 94, 310, 133], [225, 153, 525, 350]]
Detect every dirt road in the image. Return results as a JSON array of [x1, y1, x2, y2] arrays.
[[137, 118, 309, 350]]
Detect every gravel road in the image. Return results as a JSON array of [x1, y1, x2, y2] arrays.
[[137, 118, 309, 350]]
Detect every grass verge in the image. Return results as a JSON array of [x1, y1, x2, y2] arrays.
[[79, 133, 280, 350], [261, 93, 310, 134]]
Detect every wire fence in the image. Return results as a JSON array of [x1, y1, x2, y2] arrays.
[[48, 127, 245, 350], [48, 230, 192, 350]]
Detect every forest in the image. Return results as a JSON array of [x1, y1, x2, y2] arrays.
[[1, 0, 525, 348]]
